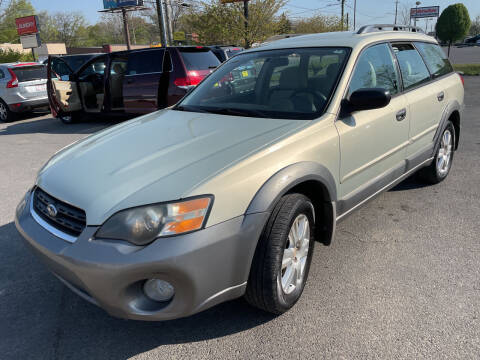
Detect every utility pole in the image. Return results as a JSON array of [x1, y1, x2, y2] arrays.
[[121, 8, 131, 50], [244, 0, 249, 48], [340, 0, 345, 31], [164, 0, 173, 45], [155, 0, 168, 46], [353, 0, 356, 30], [394, 0, 399, 24], [346, 13, 349, 31]]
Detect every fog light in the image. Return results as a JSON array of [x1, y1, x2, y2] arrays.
[[143, 279, 175, 302]]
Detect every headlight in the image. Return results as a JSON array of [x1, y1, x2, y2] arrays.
[[95, 196, 212, 246]]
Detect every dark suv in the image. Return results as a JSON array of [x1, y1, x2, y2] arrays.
[[47, 46, 220, 123]]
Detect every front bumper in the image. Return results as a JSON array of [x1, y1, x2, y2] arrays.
[[15, 191, 269, 321], [8, 97, 49, 113]]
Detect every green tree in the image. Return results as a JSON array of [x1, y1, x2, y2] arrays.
[[293, 14, 343, 34], [0, 48, 33, 62], [276, 12, 291, 34], [181, 0, 286, 47], [436, 3, 471, 56], [0, 0, 35, 43]]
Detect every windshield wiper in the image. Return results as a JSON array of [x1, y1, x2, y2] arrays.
[[174, 105, 209, 113], [201, 107, 270, 118]]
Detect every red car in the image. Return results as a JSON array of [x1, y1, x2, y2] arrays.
[[47, 46, 220, 123]]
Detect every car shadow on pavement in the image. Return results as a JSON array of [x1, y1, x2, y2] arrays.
[[389, 174, 430, 192], [0, 115, 113, 136], [0, 221, 277, 360]]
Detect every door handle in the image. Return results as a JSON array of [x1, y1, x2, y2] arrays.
[[127, 79, 134, 84], [437, 92, 445, 102], [396, 108, 407, 121]]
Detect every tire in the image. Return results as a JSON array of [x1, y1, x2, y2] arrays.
[[419, 121, 455, 184], [245, 193, 315, 314], [0, 99, 15, 123], [58, 112, 81, 124]]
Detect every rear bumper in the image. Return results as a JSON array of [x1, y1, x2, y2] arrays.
[[15, 190, 269, 321], [8, 97, 49, 113]]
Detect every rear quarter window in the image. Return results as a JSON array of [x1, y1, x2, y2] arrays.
[[392, 43, 431, 90], [12, 65, 47, 82], [179, 49, 220, 70], [414, 42, 453, 77]]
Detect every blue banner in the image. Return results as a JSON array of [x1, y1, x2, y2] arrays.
[[103, 0, 143, 9]]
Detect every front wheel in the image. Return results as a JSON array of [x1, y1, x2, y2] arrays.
[[245, 193, 315, 314], [419, 121, 455, 184]]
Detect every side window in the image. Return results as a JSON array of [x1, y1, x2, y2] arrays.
[[392, 43, 431, 90], [349, 43, 400, 96], [78, 57, 107, 80], [127, 50, 164, 76], [0, 69, 4, 79], [414, 42, 453, 77]]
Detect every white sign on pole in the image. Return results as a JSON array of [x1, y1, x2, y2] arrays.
[[20, 33, 41, 49]]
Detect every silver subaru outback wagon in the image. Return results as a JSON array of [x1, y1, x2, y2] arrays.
[[15, 25, 464, 321], [0, 63, 48, 122]]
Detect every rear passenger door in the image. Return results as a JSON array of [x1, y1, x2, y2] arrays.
[[123, 49, 165, 114], [336, 43, 410, 203], [391, 43, 439, 159]]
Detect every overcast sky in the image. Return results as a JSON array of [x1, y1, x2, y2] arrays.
[[31, 0, 480, 32]]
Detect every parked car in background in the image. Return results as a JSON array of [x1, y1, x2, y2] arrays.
[[0, 63, 49, 122], [464, 35, 480, 46], [47, 46, 220, 123], [208, 45, 244, 62]]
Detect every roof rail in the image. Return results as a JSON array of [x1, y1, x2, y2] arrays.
[[357, 24, 424, 34]]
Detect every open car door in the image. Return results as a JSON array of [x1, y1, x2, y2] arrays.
[[47, 56, 82, 118]]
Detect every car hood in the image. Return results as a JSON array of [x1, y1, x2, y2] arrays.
[[37, 109, 308, 225]]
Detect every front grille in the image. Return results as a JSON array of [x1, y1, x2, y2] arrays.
[[33, 187, 86, 237]]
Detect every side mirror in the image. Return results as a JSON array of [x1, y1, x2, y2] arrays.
[[60, 74, 71, 81], [344, 88, 392, 113]]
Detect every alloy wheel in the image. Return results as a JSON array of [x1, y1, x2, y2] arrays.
[[281, 214, 310, 294], [437, 129, 453, 176]]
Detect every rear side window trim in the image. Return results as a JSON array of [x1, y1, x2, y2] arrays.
[[413, 41, 454, 79], [341, 39, 458, 104], [390, 42, 432, 92]]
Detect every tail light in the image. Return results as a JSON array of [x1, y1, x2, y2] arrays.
[[458, 73, 465, 87], [6, 68, 18, 88], [174, 71, 205, 88]]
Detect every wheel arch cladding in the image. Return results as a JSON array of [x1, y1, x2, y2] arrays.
[[435, 100, 461, 151], [246, 162, 337, 245]]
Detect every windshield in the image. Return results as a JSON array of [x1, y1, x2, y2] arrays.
[[176, 47, 349, 120]]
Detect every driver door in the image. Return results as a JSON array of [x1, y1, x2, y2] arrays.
[[47, 56, 82, 118], [336, 43, 410, 209]]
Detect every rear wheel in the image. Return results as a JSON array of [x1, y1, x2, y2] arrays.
[[419, 121, 455, 184], [0, 100, 15, 122], [245, 193, 315, 314], [58, 112, 81, 124]]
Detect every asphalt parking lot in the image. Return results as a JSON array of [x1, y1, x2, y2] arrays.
[[1, 78, 479, 359], [444, 46, 480, 64]]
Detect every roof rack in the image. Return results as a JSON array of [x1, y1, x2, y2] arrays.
[[357, 24, 424, 34]]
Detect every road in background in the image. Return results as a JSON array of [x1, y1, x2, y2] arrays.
[[444, 46, 480, 64], [0, 79, 479, 359]]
